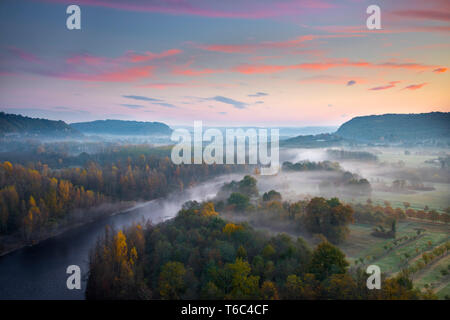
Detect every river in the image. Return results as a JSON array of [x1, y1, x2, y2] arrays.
[[0, 175, 241, 300]]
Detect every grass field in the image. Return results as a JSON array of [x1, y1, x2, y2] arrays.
[[371, 183, 450, 212], [341, 148, 450, 212], [414, 255, 449, 291], [373, 148, 440, 167], [340, 220, 449, 298], [437, 282, 450, 299]]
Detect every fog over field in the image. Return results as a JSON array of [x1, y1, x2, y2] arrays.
[[273, 147, 450, 210]]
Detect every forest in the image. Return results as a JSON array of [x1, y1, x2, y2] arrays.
[[86, 200, 436, 300], [0, 146, 244, 251]]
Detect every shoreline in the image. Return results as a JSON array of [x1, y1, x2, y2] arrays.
[[0, 200, 139, 258], [0, 173, 242, 258]]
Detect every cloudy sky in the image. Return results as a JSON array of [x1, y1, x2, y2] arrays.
[[0, 0, 448, 126]]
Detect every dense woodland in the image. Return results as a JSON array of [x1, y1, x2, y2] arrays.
[[0, 112, 80, 137], [336, 112, 450, 144], [0, 149, 244, 243], [86, 201, 436, 300]]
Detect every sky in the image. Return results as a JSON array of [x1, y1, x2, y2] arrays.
[[0, 0, 449, 126]]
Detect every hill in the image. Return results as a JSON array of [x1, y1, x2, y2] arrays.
[[281, 133, 344, 148], [336, 112, 450, 143], [71, 119, 172, 136], [0, 112, 81, 137]]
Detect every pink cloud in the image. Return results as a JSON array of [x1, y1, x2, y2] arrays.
[[58, 66, 154, 82], [433, 67, 448, 73], [315, 25, 396, 34], [66, 54, 107, 66], [232, 59, 436, 74], [172, 67, 224, 76], [196, 34, 363, 54], [66, 49, 181, 66], [123, 49, 182, 62], [7, 46, 41, 63], [369, 81, 401, 91], [403, 83, 428, 90], [299, 75, 366, 85], [137, 82, 186, 89], [391, 10, 450, 22], [377, 62, 436, 70], [233, 64, 288, 74], [36, 0, 335, 19]]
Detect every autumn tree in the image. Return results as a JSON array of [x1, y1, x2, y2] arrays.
[[308, 241, 348, 281], [159, 261, 187, 299]]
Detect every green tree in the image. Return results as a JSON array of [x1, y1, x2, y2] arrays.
[[159, 261, 187, 299], [228, 193, 250, 211], [309, 241, 348, 281]]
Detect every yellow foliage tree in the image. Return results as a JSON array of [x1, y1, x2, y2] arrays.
[[222, 223, 244, 236], [200, 202, 218, 217]]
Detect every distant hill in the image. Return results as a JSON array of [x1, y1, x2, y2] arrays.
[[281, 133, 343, 148], [70, 120, 172, 136], [0, 112, 81, 137], [336, 112, 450, 143]]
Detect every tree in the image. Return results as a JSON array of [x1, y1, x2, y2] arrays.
[[303, 197, 354, 243], [227, 193, 250, 211], [261, 281, 279, 300], [262, 190, 282, 202], [200, 202, 218, 217], [225, 258, 260, 299], [238, 175, 258, 197], [284, 274, 304, 299], [323, 273, 357, 299], [159, 261, 186, 299], [236, 245, 247, 260], [308, 241, 348, 281], [222, 223, 244, 236]]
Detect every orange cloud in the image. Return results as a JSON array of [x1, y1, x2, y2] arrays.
[[173, 67, 224, 76], [369, 81, 401, 91], [299, 75, 366, 85], [66, 54, 107, 66], [377, 62, 435, 71], [391, 10, 450, 22], [433, 67, 447, 73], [403, 83, 428, 90], [124, 49, 182, 62], [66, 49, 181, 66], [137, 82, 186, 89], [232, 59, 440, 74], [315, 25, 396, 34], [59, 66, 154, 82], [233, 64, 289, 74], [195, 34, 364, 54]]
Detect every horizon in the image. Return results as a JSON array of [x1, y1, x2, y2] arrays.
[[0, 0, 449, 126], [1, 109, 447, 129]]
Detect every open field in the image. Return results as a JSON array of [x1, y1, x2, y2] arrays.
[[370, 183, 450, 212], [341, 220, 449, 296], [437, 282, 450, 299], [372, 148, 443, 167], [414, 255, 449, 292]]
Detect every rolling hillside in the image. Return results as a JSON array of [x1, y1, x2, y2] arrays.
[[0, 112, 80, 137], [336, 112, 450, 143], [70, 119, 172, 136]]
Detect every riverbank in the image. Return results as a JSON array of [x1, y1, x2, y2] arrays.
[[0, 201, 137, 257]]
